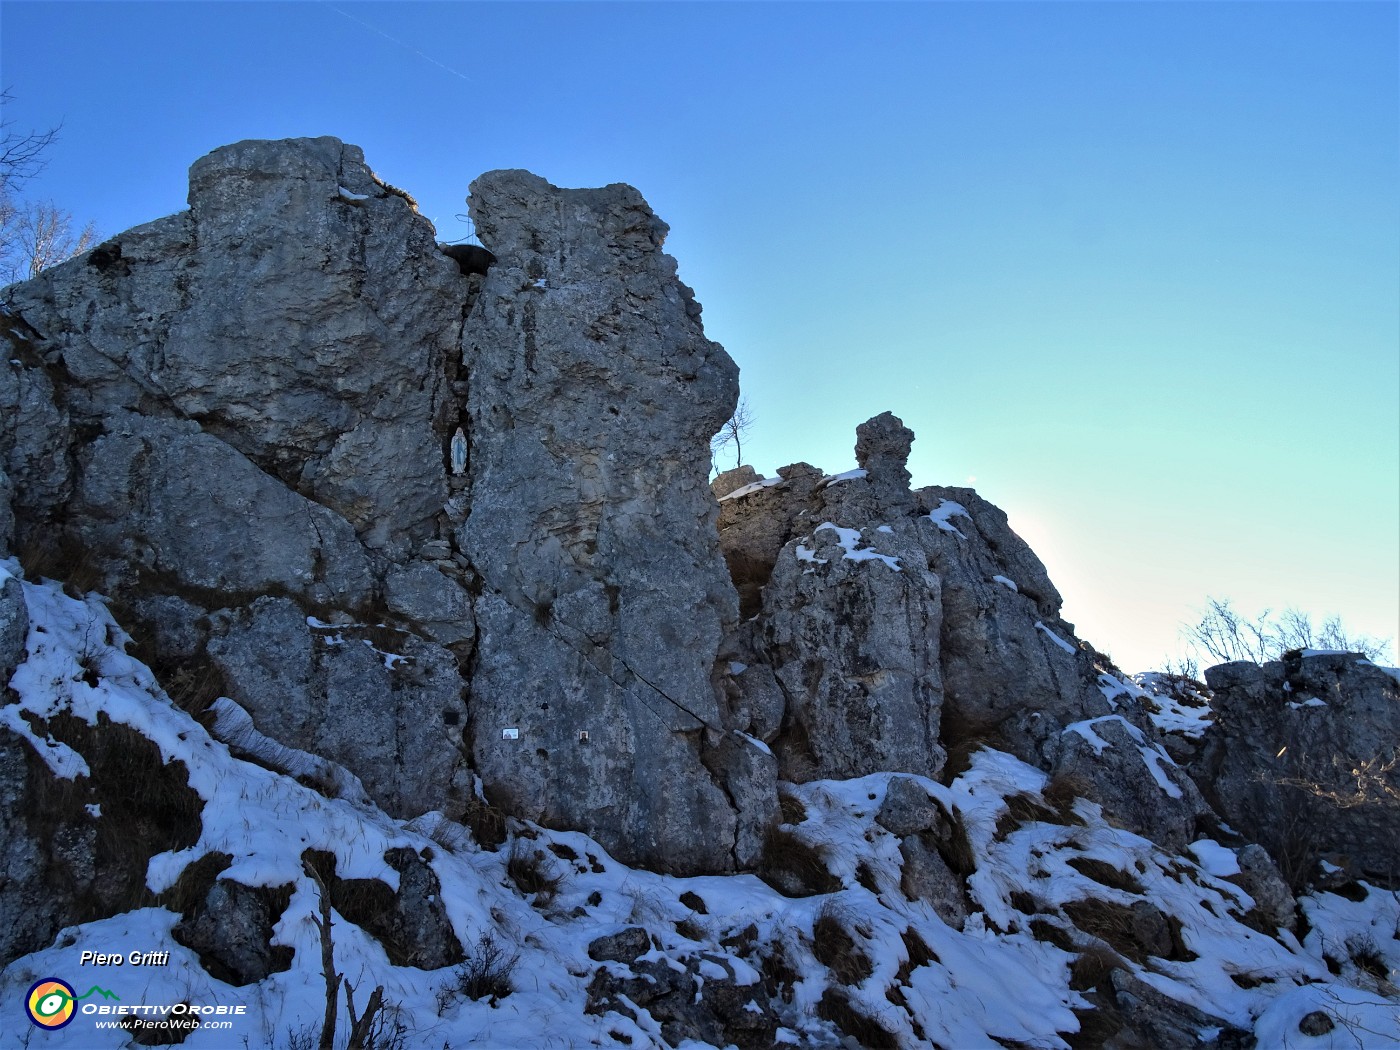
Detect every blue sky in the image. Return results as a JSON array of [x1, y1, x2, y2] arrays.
[[2, 1, 1396, 672]]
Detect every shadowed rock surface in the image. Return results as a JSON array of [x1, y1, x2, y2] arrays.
[[1194, 651, 1400, 886]]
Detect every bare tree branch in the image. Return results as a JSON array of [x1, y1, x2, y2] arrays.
[[1, 198, 98, 283], [1, 88, 62, 186], [1182, 596, 1392, 668], [710, 396, 755, 473]]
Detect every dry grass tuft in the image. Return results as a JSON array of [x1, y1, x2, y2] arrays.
[[812, 901, 873, 986], [758, 825, 841, 898], [1067, 857, 1144, 895]]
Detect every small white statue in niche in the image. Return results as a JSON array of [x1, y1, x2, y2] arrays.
[[451, 427, 467, 475]]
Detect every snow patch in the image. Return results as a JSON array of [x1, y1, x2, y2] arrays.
[[815, 522, 901, 571], [928, 499, 970, 538], [718, 476, 785, 502], [1035, 620, 1077, 654], [819, 467, 868, 487], [1188, 840, 1242, 877]]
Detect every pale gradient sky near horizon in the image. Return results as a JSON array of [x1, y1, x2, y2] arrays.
[[2, 1, 1396, 673]]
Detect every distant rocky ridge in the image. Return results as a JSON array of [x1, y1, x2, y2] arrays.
[[2, 138, 1397, 1047]]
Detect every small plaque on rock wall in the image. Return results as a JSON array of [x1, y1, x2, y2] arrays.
[[501, 728, 519, 740]]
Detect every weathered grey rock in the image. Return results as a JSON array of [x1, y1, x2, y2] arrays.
[[6, 136, 464, 558], [384, 560, 474, 647], [0, 466, 12, 554], [715, 461, 826, 619], [1045, 714, 1209, 853], [1193, 651, 1400, 887], [703, 731, 781, 869], [0, 726, 71, 968], [912, 485, 1097, 735], [380, 848, 466, 970], [717, 415, 1209, 856], [1105, 968, 1249, 1049], [0, 315, 70, 532], [854, 410, 914, 498], [331, 848, 464, 969], [719, 660, 786, 744], [876, 776, 942, 837], [1233, 843, 1297, 932], [585, 950, 779, 1050], [206, 596, 471, 818], [758, 514, 946, 781], [899, 832, 968, 930], [587, 925, 652, 964], [173, 879, 293, 986], [711, 464, 760, 499], [730, 423, 951, 782], [124, 593, 209, 663], [458, 170, 755, 873], [73, 413, 373, 607], [0, 573, 25, 688], [1, 704, 203, 968]]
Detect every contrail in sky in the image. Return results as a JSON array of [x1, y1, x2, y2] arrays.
[[323, 3, 475, 83]]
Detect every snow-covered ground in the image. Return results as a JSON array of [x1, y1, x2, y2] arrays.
[[2, 565, 1397, 1048]]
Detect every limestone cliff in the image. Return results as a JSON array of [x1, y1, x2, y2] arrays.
[[2, 138, 1397, 1049], [1, 137, 759, 873]]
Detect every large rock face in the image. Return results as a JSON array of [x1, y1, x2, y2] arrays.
[[1194, 651, 1400, 886], [8, 137, 462, 556], [0, 140, 768, 874], [459, 170, 754, 872], [2, 137, 476, 827]]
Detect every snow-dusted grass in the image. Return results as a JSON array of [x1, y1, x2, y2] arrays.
[[2, 566, 1397, 1048]]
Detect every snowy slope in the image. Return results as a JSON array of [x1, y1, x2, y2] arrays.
[[2, 564, 1397, 1049]]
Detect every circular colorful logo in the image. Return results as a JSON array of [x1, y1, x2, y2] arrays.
[[26, 978, 77, 1030]]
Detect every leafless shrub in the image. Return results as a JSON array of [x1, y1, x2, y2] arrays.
[[1273, 750, 1400, 810], [505, 842, 561, 906], [1182, 597, 1392, 667]]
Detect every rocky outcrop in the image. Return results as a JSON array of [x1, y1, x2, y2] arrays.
[[2, 137, 474, 829], [2, 138, 1396, 1050], [1194, 651, 1400, 886], [716, 413, 1209, 847], [1, 140, 771, 874], [7, 137, 462, 556], [458, 170, 758, 873]]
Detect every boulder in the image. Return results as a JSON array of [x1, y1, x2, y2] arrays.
[[173, 879, 294, 986], [0, 571, 25, 687]]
